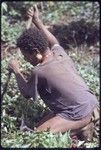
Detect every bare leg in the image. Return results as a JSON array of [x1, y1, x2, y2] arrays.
[[35, 111, 55, 127], [35, 114, 92, 134]]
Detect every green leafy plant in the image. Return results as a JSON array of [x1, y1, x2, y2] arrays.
[[1, 130, 72, 148], [1, 1, 99, 148]]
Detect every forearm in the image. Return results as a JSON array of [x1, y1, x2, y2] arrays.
[[14, 71, 30, 98], [34, 19, 59, 47]]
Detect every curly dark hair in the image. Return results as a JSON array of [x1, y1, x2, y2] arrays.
[[17, 27, 48, 54]]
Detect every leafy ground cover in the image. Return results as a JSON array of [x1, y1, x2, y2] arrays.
[[1, 1, 100, 148]]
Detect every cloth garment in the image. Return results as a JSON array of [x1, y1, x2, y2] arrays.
[[30, 44, 98, 121]]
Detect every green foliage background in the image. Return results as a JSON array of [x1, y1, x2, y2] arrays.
[[1, 1, 99, 44], [1, 1, 100, 148]]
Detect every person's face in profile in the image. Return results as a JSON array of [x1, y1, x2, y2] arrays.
[[21, 49, 40, 66]]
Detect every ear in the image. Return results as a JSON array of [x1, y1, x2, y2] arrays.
[[33, 48, 43, 60], [36, 53, 43, 60]]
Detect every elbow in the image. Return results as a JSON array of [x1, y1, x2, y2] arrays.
[[24, 95, 31, 99], [22, 93, 31, 99], [50, 40, 59, 48], [20, 88, 31, 99]]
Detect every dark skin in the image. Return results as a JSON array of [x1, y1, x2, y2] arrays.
[[9, 5, 91, 133]]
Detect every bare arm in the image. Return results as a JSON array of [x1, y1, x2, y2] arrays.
[[14, 71, 32, 98], [35, 19, 59, 47], [8, 60, 35, 99], [27, 5, 59, 48]]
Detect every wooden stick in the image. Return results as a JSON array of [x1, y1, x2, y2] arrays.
[[26, 17, 33, 29], [20, 13, 33, 130]]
